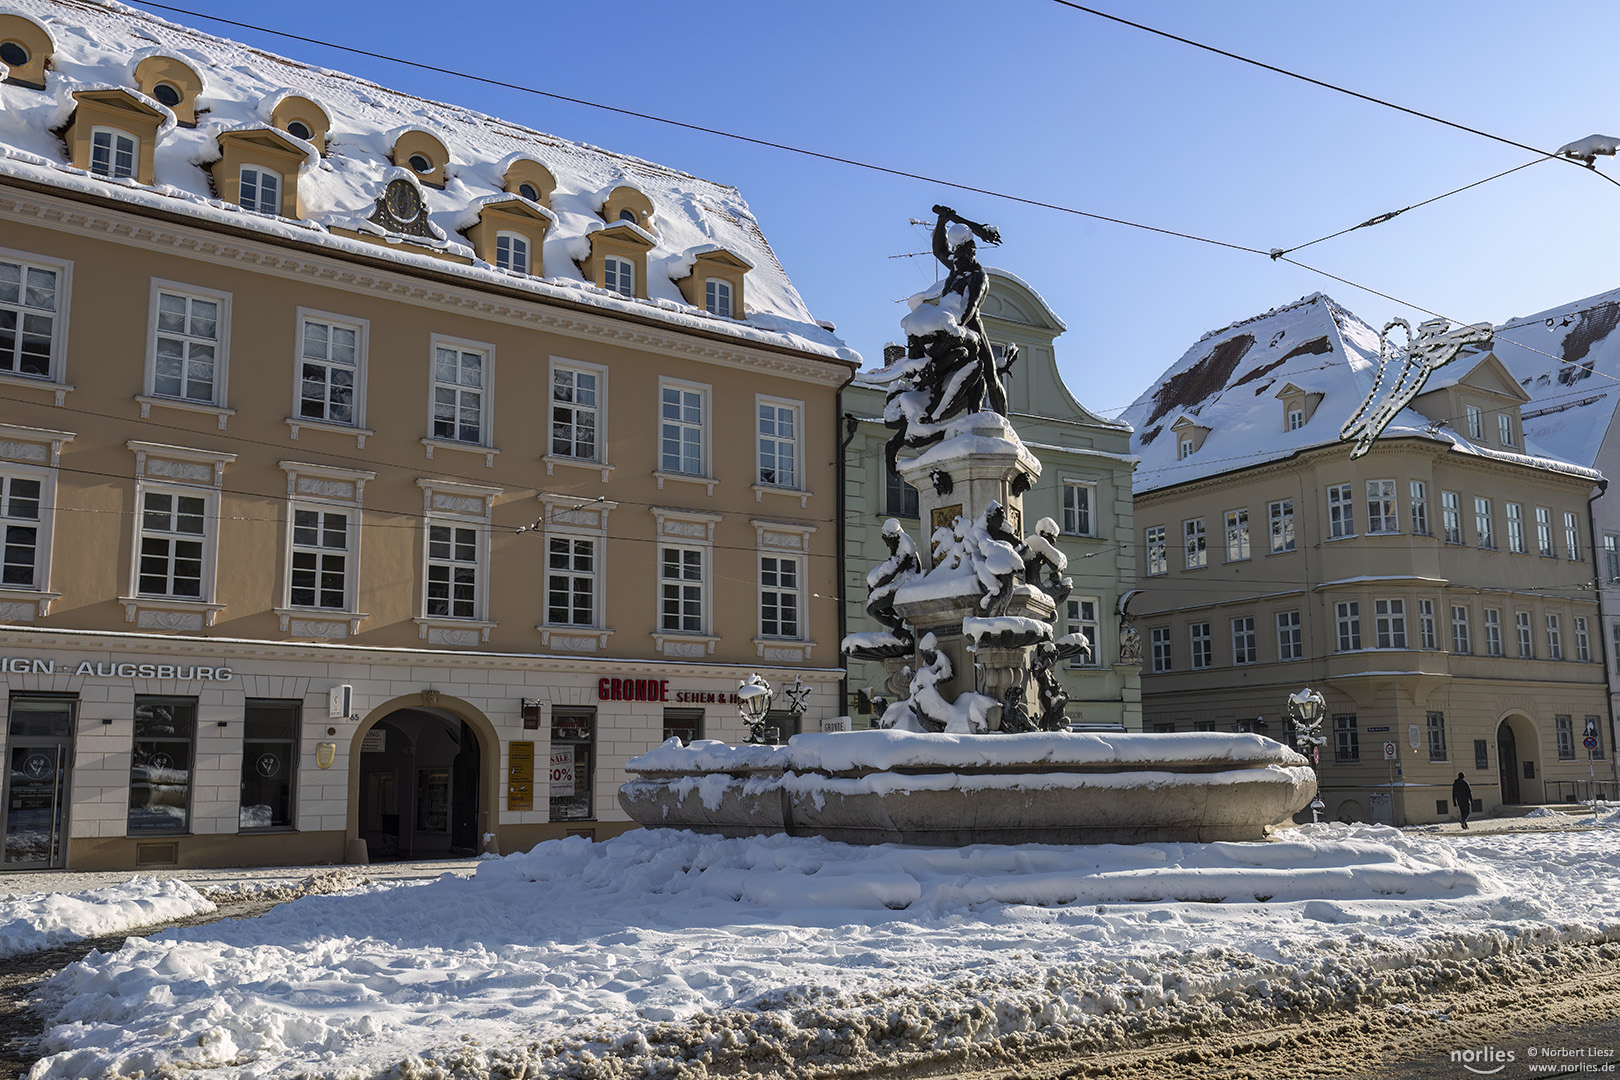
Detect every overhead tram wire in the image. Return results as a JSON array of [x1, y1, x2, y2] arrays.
[[1045, 0, 1620, 190]]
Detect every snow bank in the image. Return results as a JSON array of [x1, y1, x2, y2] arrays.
[[0, 877, 212, 958]]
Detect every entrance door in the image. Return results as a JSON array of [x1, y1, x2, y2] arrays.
[[1498, 722, 1520, 804], [2, 697, 75, 868]]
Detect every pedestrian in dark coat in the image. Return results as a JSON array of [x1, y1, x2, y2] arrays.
[[1452, 772, 1473, 829]]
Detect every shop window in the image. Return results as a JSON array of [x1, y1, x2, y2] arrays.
[[129, 697, 196, 833], [240, 700, 298, 830], [663, 708, 703, 745], [550, 710, 595, 821]]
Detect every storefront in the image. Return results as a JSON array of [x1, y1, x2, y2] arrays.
[[0, 631, 840, 870]]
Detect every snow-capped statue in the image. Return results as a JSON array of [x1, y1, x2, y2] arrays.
[[880, 633, 995, 734], [1021, 517, 1072, 609], [841, 519, 921, 661], [866, 206, 1021, 475], [930, 503, 1026, 616]]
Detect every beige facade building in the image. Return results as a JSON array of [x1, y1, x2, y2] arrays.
[[0, 3, 854, 869], [841, 270, 1141, 728], [1122, 294, 1608, 825]]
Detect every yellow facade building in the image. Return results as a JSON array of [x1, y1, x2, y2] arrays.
[[0, 2, 855, 869]]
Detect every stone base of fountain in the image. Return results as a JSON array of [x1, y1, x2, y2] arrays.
[[618, 730, 1317, 846]]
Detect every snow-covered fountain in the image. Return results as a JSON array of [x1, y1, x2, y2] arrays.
[[620, 208, 1316, 844]]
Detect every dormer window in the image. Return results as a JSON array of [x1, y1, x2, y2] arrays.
[[239, 165, 280, 215], [1273, 381, 1323, 432], [267, 95, 330, 154], [0, 41, 26, 68], [518, 182, 541, 202], [598, 184, 655, 233], [495, 232, 529, 274], [285, 120, 312, 141], [1286, 407, 1304, 431], [618, 208, 637, 223], [1466, 405, 1483, 440], [152, 83, 182, 108], [133, 55, 203, 127], [0, 14, 53, 90], [1499, 412, 1516, 447], [1171, 416, 1210, 459], [408, 153, 433, 175], [705, 278, 733, 318], [1179, 437, 1195, 460], [391, 130, 448, 188], [91, 128, 137, 179], [604, 256, 635, 298]]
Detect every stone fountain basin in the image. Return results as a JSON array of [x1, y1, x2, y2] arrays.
[[618, 730, 1318, 846]]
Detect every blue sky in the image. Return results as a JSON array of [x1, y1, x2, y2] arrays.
[[149, 0, 1620, 421]]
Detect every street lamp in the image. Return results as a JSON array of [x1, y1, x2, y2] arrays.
[[1287, 687, 1327, 824], [737, 673, 774, 745]]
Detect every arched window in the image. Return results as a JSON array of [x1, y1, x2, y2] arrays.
[[518, 182, 540, 202], [152, 82, 182, 108], [618, 208, 637, 223], [704, 278, 732, 318], [239, 165, 280, 215], [408, 153, 433, 174], [285, 120, 312, 141], [90, 128, 137, 179], [494, 231, 529, 274], [604, 256, 634, 298]]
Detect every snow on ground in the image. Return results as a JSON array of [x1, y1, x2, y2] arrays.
[[20, 820, 1620, 1079], [0, 877, 212, 959]]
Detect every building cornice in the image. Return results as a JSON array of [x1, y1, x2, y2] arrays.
[[0, 625, 846, 680], [0, 179, 856, 388]]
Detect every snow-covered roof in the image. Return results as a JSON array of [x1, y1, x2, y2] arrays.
[[1492, 285, 1620, 469], [0, 0, 855, 364], [1121, 293, 1600, 493]]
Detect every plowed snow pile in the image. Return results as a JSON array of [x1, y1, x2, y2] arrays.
[[26, 821, 1620, 1079]]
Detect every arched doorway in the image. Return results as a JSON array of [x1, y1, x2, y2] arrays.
[[1496, 714, 1541, 806], [350, 698, 494, 861]]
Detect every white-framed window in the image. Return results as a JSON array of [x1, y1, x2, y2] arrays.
[[1145, 525, 1167, 576], [1536, 507, 1554, 556], [287, 506, 352, 611], [550, 360, 603, 461], [1516, 611, 1533, 658], [1189, 622, 1212, 669], [1184, 518, 1206, 570], [0, 469, 46, 590], [1374, 598, 1406, 649], [1328, 483, 1354, 538], [1336, 601, 1361, 651], [425, 521, 483, 620], [1499, 412, 1516, 447], [1277, 610, 1302, 660], [1577, 616, 1592, 662], [430, 337, 491, 446], [90, 127, 137, 179], [1442, 491, 1463, 544], [1178, 437, 1194, 460], [704, 278, 733, 317], [136, 487, 211, 599], [495, 231, 530, 274], [296, 310, 365, 427], [1507, 502, 1526, 554], [1546, 613, 1564, 660], [0, 251, 68, 382], [1366, 479, 1398, 533], [239, 164, 280, 215], [1484, 608, 1503, 657], [1606, 534, 1620, 580], [1419, 599, 1437, 649], [604, 255, 635, 298], [147, 282, 229, 407], [1466, 405, 1484, 440], [757, 397, 801, 489], [759, 554, 802, 639], [1231, 616, 1256, 664], [660, 380, 708, 476], [1451, 604, 1471, 654], [1286, 407, 1304, 430], [1565, 511, 1582, 561], [546, 535, 597, 627], [1150, 626, 1172, 672], [1474, 497, 1494, 549], [1066, 597, 1100, 668], [1410, 480, 1428, 536], [1269, 499, 1295, 553], [660, 545, 706, 633], [1224, 508, 1250, 561], [1063, 483, 1095, 537]]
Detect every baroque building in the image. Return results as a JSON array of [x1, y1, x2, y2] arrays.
[[0, 1, 854, 869], [1123, 294, 1608, 825], [841, 269, 1140, 728]]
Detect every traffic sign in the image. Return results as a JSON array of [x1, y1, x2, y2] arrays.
[[1383, 741, 1397, 760], [1585, 735, 1600, 751]]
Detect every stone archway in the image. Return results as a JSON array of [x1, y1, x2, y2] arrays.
[[347, 693, 499, 860], [1495, 712, 1541, 806]]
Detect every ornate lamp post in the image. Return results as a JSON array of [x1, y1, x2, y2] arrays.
[[737, 673, 774, 745], [1287, 687, 1327, 822]]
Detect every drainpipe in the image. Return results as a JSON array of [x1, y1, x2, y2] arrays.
[[836, 383, 860, 725], [1587, 478, 1616, 790]]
